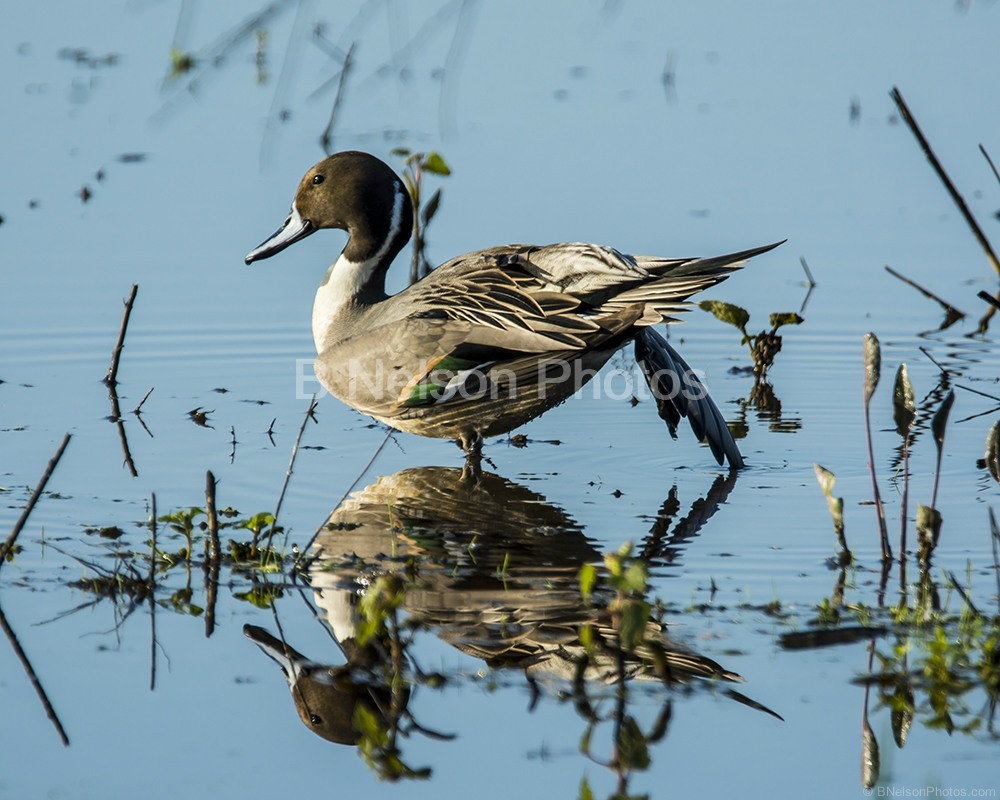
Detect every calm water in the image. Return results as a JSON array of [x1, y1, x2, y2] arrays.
[[2, 2, 999, 798]]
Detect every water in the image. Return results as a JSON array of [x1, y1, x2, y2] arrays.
[[2, 2, 999, 798]]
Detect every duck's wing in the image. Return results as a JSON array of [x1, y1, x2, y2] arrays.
[[435, 243, 652, 298], [431, 241, 783, 324], [607, 241, 785, 320], [401, 252, 612, 349]]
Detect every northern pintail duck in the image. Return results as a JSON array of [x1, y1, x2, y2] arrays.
[[246, 151, 782, 468]]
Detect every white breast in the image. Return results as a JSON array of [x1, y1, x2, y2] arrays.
[[311, 186, 406, 352]]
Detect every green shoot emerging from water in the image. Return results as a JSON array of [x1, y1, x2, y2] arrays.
[[698, 300, 802, 380], [814, 464, 851, 565]]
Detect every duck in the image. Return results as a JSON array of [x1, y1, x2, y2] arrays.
[[245, 151, 782, 468]]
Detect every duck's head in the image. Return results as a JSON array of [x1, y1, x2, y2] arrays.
[[245, 151, 413, 266]]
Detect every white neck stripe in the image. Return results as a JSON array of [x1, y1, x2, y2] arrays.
[[311, 182, 407, 352]]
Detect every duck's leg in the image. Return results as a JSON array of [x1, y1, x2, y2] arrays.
[[460, 454, 483, 481], [456, 433, 484, 476], [456, 431, 483, 458]]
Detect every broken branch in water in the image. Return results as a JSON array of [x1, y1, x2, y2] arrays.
[[884, 265, 965, 328], [104, 284, 138, 386], [0, 433, 72, 569], [890, 87, 1000, 278], [0, 603, 70, 746], [149, 492, 157, 691], [133, 386, 154, 414], [262, 396, 318, 552], [980, 144, 1000, 187]]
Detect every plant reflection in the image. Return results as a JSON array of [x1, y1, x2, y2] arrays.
[[780, 554, 1000, 790], [246, 466, 781, 786]]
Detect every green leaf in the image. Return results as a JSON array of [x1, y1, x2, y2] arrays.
[[619, 599, 650, 650], [390, 147, 411, 158], [891, 683, 915, 748], [863, 333, 881, 403], [892, 363, 916, 437], [421, 187, 442, 226], [621, 561, 648, 596], [422, 152, 451, 176], [579, 777, 594, 800], [814, 464, 845, 545], [579, 563, 597, 602], [353, 702, 388, 747], [617, 716, 651, 771], [813, 463, 836, 496], [986, 420, 1000, 484], [235, 512, 277, 533], [698, 300, 750, 331], [931, 390, 954, 449], [768, 312, 803, 329]]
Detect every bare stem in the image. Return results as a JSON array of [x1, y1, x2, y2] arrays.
[[890, 87, 1000, 277], [863, 401, 891, 561], [104, 284, 138, 386], [262, 396, 318, 552], [205, 471, 220, 565], [149, 492, 157, 691], [0, 433, 72, 568], [0, 604, 70, 746], [899, 436, 911, 573]]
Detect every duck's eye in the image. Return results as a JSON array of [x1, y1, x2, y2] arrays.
[[309, 714, 323, 725], [312, 174, 325, 185]]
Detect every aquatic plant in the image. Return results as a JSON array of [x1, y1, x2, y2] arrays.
[[391, 149, 451, 283], [698, 300, 802, 380]]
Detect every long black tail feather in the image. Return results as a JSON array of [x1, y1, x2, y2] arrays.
[[634, 327, 744, 469]]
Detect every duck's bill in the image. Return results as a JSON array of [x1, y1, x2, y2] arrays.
[[245, 205, 315, 264], [243, 624, 301, 674]]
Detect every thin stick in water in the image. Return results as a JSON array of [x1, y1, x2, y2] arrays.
[[298, 427, 394, 565], [133, 386, 154, 414], [205, 470, 220, 565], [799, 256, 816, 287], [980, 144, 1000, 187], [204, 473, 220, 638], [979, 290, 1000, 310], [0, 603, 70, 745], [261, 396, 318, 552], [863, 334, 891, 561], [0, 433, 72, 569], [945, 570, 981, 618], [149, 493, 157, 691], [319, 42, 355, 155], [989, 508, 1000, 603], [899, 436, 911, 592], [884, 265, 965, 324], [104, 284, 138, 386], [890, 87, 1000, 277]]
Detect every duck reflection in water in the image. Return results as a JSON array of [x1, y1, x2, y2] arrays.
[[247, 465, 775, 776]]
